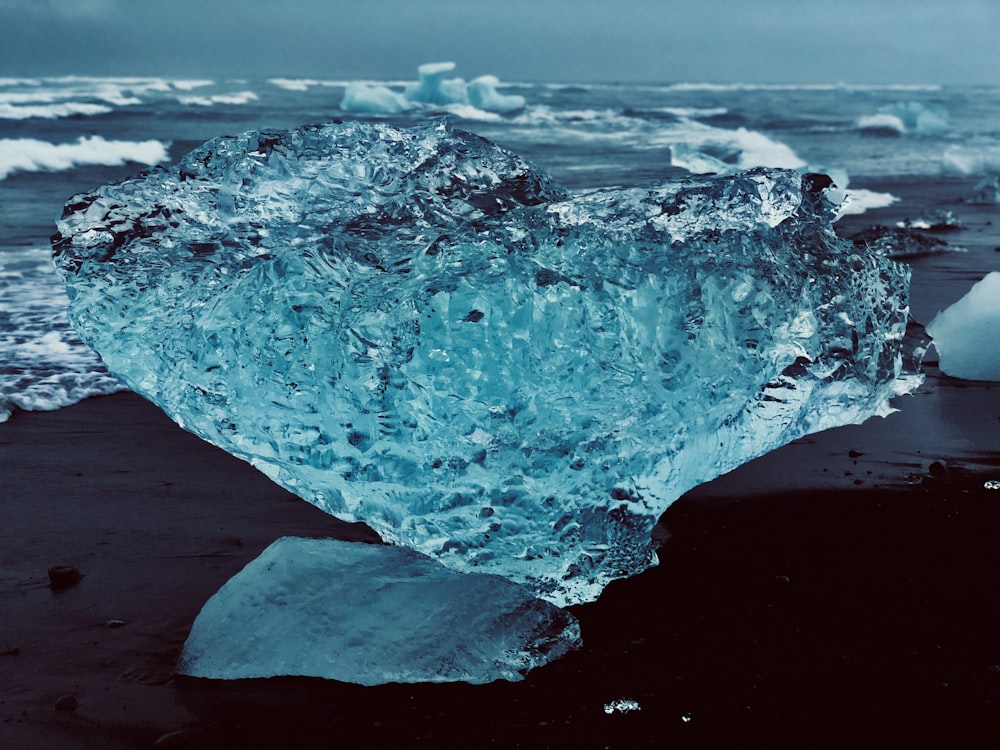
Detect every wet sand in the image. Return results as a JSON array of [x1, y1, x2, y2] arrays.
[[1, 177, 998, 748]]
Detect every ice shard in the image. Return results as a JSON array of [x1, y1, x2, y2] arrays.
[[53, 121, 918, 605], [179, 537, 580, 684]]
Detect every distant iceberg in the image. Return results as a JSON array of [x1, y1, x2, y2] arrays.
[[341, 62, 525, 116], [340, 82, 411, 114]]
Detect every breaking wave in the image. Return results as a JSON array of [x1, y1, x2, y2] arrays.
[[942, 144, 1000, 176], [0, 76, 219, 119], [0, 135, 169, 180], [857, 101, 950, 135], [0, 100, 114, 120]]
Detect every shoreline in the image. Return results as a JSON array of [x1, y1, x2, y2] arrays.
[[2, 389, 999, 748]]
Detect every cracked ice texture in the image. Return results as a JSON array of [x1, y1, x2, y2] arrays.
[[53, 121, 917, 605]]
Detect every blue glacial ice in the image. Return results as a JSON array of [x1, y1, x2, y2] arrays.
[[341, 62, 525, 116], [53, 120, 919, 605], [179, 537, 580, 683], [926, 272, 1000, 382]]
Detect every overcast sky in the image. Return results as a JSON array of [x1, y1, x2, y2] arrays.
[[1, 0, 997, 84]]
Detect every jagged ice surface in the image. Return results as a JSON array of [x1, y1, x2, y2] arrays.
[[53, 121, 918, 605]]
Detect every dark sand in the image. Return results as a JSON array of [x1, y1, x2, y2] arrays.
[[1, 177, 998, 748]]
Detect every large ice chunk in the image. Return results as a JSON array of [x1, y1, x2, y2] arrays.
[[53, 121, 918, 605], [926, 272, 1000, 381], [179, 537, 580, 684]]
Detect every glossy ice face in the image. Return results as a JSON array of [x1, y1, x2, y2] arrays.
[[53, 121, 917, 604]]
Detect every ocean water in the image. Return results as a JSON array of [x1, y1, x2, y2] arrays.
[[2, 76, 999, 421]]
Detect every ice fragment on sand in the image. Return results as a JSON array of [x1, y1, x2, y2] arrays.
[[926, 272, 1000, 382], [53, 120, 918, 605], [604, 699, 642, 714], [178, 537, 580, 684], [897, 209, 963, 231]]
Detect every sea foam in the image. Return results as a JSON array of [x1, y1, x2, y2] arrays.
[[0, 247, 124, 422], [0, 136, 169, 180]]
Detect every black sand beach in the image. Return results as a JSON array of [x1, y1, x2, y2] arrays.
[[2, 178, 999, 748]]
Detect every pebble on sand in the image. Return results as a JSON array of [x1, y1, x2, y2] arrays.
[[47, 565, 83, 590]]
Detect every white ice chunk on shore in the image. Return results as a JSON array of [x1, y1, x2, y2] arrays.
[[926, 272, 1000, 382], [179, 537, 580, 684], [53, 121, 919, 605]]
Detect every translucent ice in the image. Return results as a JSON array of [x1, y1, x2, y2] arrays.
[[404, 61, 469, 105], [179, 537, 580, 684], [53, 121, 918, 605], [926, 272, 1000, 381], [466, 75, 526, 113], [339, 82, 411, 115]]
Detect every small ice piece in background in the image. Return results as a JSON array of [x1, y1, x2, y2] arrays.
[[965, 175, 1000, 205], [404, 61, 469, 106], [340, 82, 411, 115], [896, 209, 964, 231], [340, 63, 523, 116], [926, 272, 1000, 382], [467, 75, 525, 113], [179, 537, 581, 684], [603, 699, 642, 715], [985, 480, 1000, 490]]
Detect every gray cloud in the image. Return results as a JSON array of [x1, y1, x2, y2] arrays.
[[0, 0, 997, 84]]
